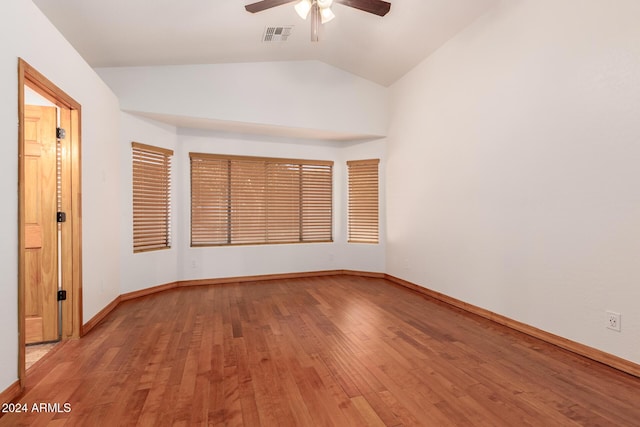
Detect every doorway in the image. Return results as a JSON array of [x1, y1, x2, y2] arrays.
[[18, 59, 83, 388]]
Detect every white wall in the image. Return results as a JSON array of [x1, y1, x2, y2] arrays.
[[0, 0, 121, 392], [25, 85, 56, 107], [120, 113, 179, 294], [96, 61, 389, 137], [387, 0, 640, 364]]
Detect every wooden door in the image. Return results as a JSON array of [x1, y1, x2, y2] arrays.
[[24, 105, 59, 344]]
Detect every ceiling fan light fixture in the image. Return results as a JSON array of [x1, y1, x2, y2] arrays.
[[320, 7, 335, 24], [316, 0, 334, 9], [294, 0, 312, 19]]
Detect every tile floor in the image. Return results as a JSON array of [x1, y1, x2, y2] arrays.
[[25, 342, 59, 370]]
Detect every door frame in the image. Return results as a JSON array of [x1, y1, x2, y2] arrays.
[[17, 59, 83, 388]]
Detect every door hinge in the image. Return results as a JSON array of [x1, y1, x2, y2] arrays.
[[56, 127, 66, 139], [57, 290, 67, 301], [57, 212, 66, 223]]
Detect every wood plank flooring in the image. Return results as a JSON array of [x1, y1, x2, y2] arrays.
[[1, 275, 639, 426]]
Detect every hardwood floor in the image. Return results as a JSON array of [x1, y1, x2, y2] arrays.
[[2, 275, 639, 426]]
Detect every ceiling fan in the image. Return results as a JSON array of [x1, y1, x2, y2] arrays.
[[245, 0, 391, 41]]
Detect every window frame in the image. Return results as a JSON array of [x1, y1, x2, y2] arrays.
[[132, 142, 173, 253], [347, 158, 380, 244], [190, 152, 334, 247]]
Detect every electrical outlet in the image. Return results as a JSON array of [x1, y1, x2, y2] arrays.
[[606, 311, 621, 332]]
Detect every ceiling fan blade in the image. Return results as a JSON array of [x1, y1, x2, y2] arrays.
[[245, 0, 297, 13], [334, 0, 391, 17]]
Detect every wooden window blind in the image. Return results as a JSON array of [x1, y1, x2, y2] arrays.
[[132, 142, 173, 252], [190, 153, 333, 246], [348, 159, 380, 243]]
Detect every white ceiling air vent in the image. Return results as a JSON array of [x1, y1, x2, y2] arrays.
[[263, 26, 293, 42]]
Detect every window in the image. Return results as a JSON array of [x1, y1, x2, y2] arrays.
[[190, 153, 333, 246], [132, 142, 173, 252], [347, 159, 380, 243]]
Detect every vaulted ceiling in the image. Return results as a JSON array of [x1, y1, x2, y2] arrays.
[[33, 0, 500, 86]]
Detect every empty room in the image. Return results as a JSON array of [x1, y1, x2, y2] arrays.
[[1, 0, 639, 425]]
